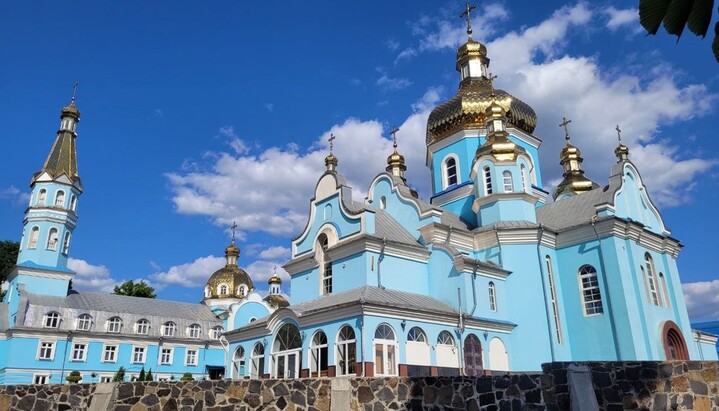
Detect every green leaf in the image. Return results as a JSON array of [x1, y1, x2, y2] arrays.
[[640, 0, 672, 34], [713, 22, 719, 62], [687, 0, 714, 37], [663, 0, 694, 38]]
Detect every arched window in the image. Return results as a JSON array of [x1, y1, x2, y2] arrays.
[[70, 195, 77, 212], [502, 171, 513, 193], [37, 189, 47, 206], [28, 226, 40, 249], [46, 228, 59, 251], [483, 166, 493, 195], [135, 319, 150, 335], [380, 196, 387, 209], [645, 253, 661, 306], [107, 317, 122, 333], [373, 323, 398, 376], [437, 331, 454, 346], [232, 346, 246, 379], [238, 285, 247, 298], [436, 331, 458, 369], [659, 273, 671, 309], [210, 326, 224, 340], [310, 331, 329, 377], [188, 324, 202, 339], [444, 157, 458, 187], [488, 337, 509, 371], [663, 322, 689, 360], [520, 164, 527, 191], [579, 265, 603, 315], [218, 284, 228, 295], [273, 323, 302, 379], [318, 234, 332, 295], [337, 325, 356, 376], [204, 286, 211, 298], [488, 282, 497, 311], [76, 314, 92, 331], [406, 326, 430, 366], [55, 190, 65, 207], [162, 321, 177, 337], [251, 343, 265, 378], [62, 232, 71, 255], [44, 312, 61, 328], [545, 256, 562, 344]]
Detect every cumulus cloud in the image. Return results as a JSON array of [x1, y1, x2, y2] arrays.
[[604, 7, 639, 31], [376, 71, 412, 90], [683, 280, 719, 321], [149, 255, 225, 288], [68, 258, 118, 293], [0, 186, 30, 207], [258, 246, 291, 260]]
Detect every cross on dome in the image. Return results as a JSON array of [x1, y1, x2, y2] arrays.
[[389, 126, 400, 149], [230, 221, 238, 243], [615, 124, 622, 143], [71, 81, 79, 103], [487, 72, 498, 93], [328, 133, 336, 154], [559, 117, 572, 142], [460, 1, 477, 38]]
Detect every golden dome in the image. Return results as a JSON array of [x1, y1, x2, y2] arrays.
[[325, 153, 338, 171], [268, 274, 282, 285], [225, 242, 239, 257], [204, 242, 254, 300], [264, 294, 290, 309], [554, 141, 598, 199], [61, 101, 80, 120], [456, 39, 488, 70]]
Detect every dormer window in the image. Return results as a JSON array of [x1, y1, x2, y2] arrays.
[[107, 317, 122, 333], [488, 119, 505, 134], [219, 284, 228, 295], [238, 285, 247, 298], [188, 324, 202, 339], [162, 321, 177, 337], [43, 312, 61, 328]]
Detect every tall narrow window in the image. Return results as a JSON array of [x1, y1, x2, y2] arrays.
[[319, 234, 332, 295], [37, 189, 47, 206], [46, 228, 59, 251], [251, 343, 265, 378], [502, 171, 513, 193], [28, 227, 40, 249], [579, 265, 603, 315], [62, 232, 71, 255], [233, 347, 246, 379], [488, 282, 497, 311], [483, 167, 493, 195], [373, 323, 397, 376], [545, 256, 563, 344], [520, 164, 527, 191], [445, 158, 458, 187], [337, 326, 356, 376], [55, 191, 65, 207], [659, 273, 671, 309], [70, 195, 77, 211], [645, 253, 661, 306], [310, 331, 329, 377], [238, 285, 247, 298]]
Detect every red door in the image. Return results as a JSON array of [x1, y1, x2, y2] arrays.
[[464, 334, 483, 376]]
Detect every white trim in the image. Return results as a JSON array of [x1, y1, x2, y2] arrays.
[[431, 183, 474, 207], [131, 345, 147, 364], [32, 373, 51, 385], [184, 348, 199, 366], [70, 342, 88, 362], [36, 340, 56, 361], [102, 343, 118, 363], [441, 154, 461, 190], [159, 347, 174, 365]]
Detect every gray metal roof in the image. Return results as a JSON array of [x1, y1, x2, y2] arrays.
[[536, 185, 614, 230], [373, 209, 422, 245], [473, 220, 539, 233], [27, 291, 219, 321]]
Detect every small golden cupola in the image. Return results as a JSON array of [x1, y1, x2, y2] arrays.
[[475, 91, 527, 162], [263, 266, 290, 309], [325, 133, 338, 172], [426, 3, 537, 146], [204, 223, 254, 301], [386, 126, 407, 180], [614, 124, 630, 162], [553, 117, 599, 200]]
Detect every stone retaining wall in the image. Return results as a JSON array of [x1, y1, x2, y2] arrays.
[[0, 361, 717, 410]]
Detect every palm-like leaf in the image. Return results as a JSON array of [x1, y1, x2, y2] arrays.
[[640, 0, 671, 34], [663, 0, 694, 38], [713, 21, 719, 61], [688, 0, 714, 36]]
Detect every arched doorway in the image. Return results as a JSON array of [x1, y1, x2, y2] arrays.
[[273, 323, 302, 378], [464, 334, 483, 376], [662, 321, 689, 360]]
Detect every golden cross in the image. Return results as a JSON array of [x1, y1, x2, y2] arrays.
[[72, 81, 79, 103], [460, 1, 477, 37], [559, 117, 572, 141], [487, 73, 498, 93], [328, 133, 336, 154], [615, 124, 622, 143], [273, 265, 277, 275], [230, 221, 238, 242], [389, 126, 400, 148]]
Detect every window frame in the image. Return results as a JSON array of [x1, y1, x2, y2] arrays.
[[187, 324, 202, 339], [443, 156, 460, 189], [210, 326, 224, 340], [33, 374, 50, 384], [76, 314, 92, 331], [43, 312, 61, 329], [135, 319, 150, 335], [71, 342, 87, 362], [644, 253, 661, 306], [37, 189, 47, 206], [502, 171, 513, 193], [162, 321, 177, 337], [483, 166, 493, 195], [488, 282, 497, 312], [102, 344, 118, 363], [185, 349, 198, 366], [46, 228, 59, 251], [28, 226, 40, 249], [132, 346, 147, 364], [336, 325, 357, 376], [578, 265, 604, 316], [37, 340, 56, 361], [107, 317, 122, 334], [54, 190, 65, 207], [159, 347, 173, 365], [545, 256, 563, 344], [373, 323, 398, 377]]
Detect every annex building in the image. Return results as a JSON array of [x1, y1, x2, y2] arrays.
[[1, 11, 717, 385]]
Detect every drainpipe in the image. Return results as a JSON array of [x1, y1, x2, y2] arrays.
[[493, 225, 503, 266], [535, 224, 555, 361], [360, 314, 366, 377], [457, 288, 465, 376], [591, 216, 622, 359], [60, 330, 72, 383], [377, 238, 387, 290], [471, 260, 479, 315]]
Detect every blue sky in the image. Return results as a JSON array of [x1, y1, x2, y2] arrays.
[[1, 1, 718, 320]]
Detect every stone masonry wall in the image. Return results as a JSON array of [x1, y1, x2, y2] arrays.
[[0, 361, 717, 410]]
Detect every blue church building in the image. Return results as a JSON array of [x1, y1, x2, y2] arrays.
[[1, 11, 717, 385]]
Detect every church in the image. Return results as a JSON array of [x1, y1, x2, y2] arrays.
[[1, 7, 717, 385]]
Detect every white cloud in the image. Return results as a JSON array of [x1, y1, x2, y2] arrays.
[[153, 108, 164, 118], [604, 7, 639, 31], [246, 259, 290, 284], [68, 258, 118, 293], [376, 71, 412, 91], [0, 186, 30, 206], [394, 48, 418, 65], [683, 280, 719, 321], [258, 246, 291, 260], [384, 38, 400, 51], [149, 255, 225, 288], [265, 103, 274, 112]]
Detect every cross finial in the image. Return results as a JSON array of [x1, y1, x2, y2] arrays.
[[389, 126, 400, 149], [487, 73, 498, 93], [615, 124, 622, 143], [230, 221, 238, 243], [273, 265, 277, 275], [71, 81, 79, 104], [460, 1, 477, 38], [328, 133, 336, 154], [559, 117, 572, 142]]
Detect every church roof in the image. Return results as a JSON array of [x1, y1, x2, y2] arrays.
[[373, 209, 422, 245], [536, 184, 615, 231], [35, 129, 79, 184], [26, 291, 219, 321]]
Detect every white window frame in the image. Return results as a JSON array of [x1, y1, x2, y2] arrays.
[[71, 342, 87, 362], [483, 166, 493, 195], [502, 171, 513, 193], [99, 376, 112, 383], [188, 324, 202, 339], [659, 273, 671, 309], [437, 331, 455, 347], [251, 343, 265, 379], [107, 317, 122, 333], [210, 326, 224, 340], [102, 344, 118, 363], [336, 325, 357, 376], [46, 228, 59, 251], [33, 374, 50, 384], [159, 347, 174, 365], [488, 282, 497, 312], [76, 314, 92, 331], [579, 265, 604, 316], [309, 331, 329, 378], [135, 319, 150, 335], [37, 189, 47, 206], [37, 340, 56, 361], [644, 253, 661, 306], [318, 234, 333, 296], [441, 155, 460, 189], [132, 346, 147, 364], [55, 190, 65, 207], [28, 226, 40, 249], [62, 232, 71, 255], [43, 312, 61, 328], [520, 164, 528, 192], [373, 323, 398, 377], [162, 322, 177, 337], [185, 349, 198, 366]]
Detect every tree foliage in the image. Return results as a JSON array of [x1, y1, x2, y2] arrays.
[[180, 372, 194, 381], [639, 0, 719, 62], [145, 369, 153, 381], [113, 366, 126, 382], [0, 241, 20, 281], [138, 367, 146, 381], [113, 280, 156, 298], [66, 370, 82, 384]]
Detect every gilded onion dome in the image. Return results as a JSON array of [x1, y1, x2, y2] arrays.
[[475, 98, 526, 162], [554, 119, 599, 199], [264, 273, 289, 308], [204, 241, 254, 300], [426, 38, 537, 145]]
